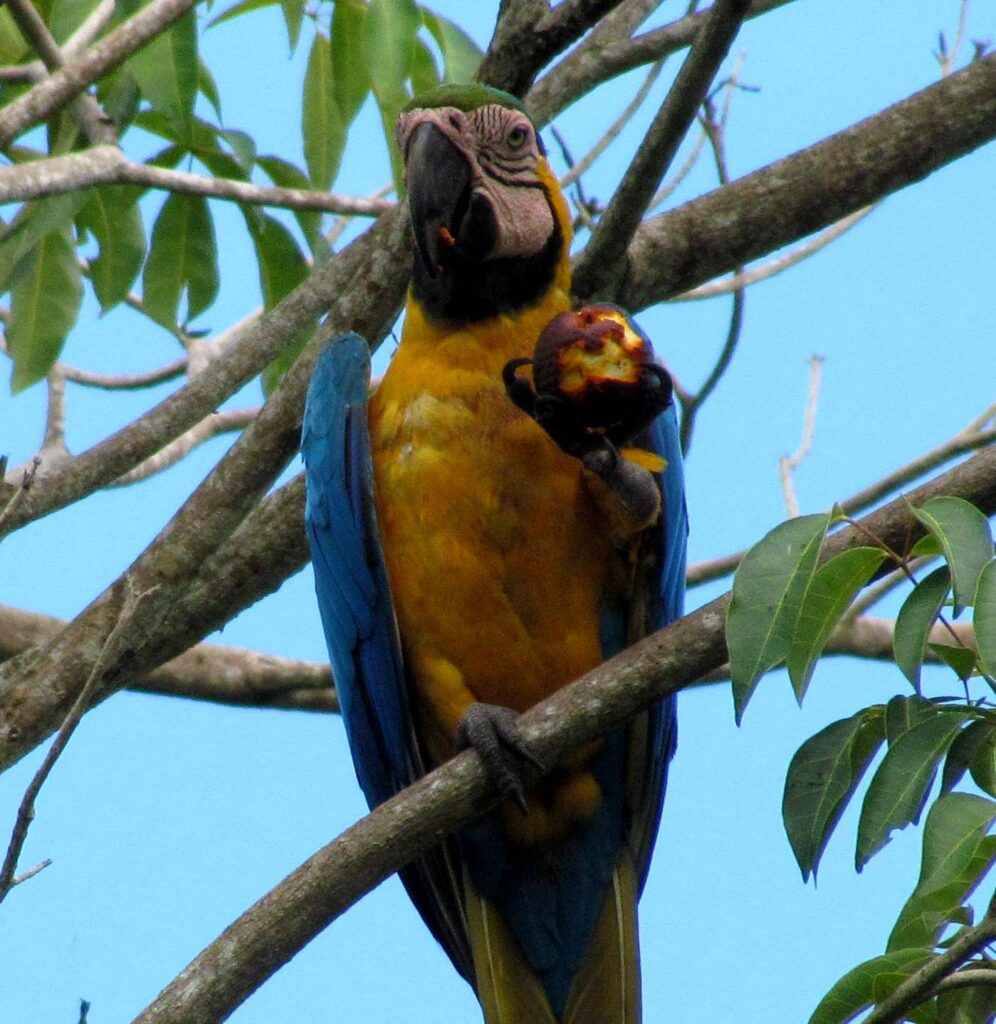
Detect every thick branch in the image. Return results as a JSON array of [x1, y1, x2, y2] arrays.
[[617, 52, 996, 308], [0, 145, 393, 215], [0, 0, 202, 149], [129, 446, 996, 1024], [478, 0, 627, 97]]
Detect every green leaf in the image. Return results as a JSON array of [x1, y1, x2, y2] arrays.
[[975, 561, 996, 680], [937, 979, 996, 1024], [76, 187, 146, 312], [244, 210, 309, 309], [242, 211, 313, 395], [928, 643, 978, 682], [128, 10, 198, 135], [218, 128, 256, 172], [0, 192, 90, 294], [364, 0, 420, 191], [895, 566, 952, 691], [420, 8, 483, 84], [888, 793, 996, 951], [856, 712, 970, 871], [787, 546, 886, 702], [256, 154, 326, 256], [783, 708, 885, 882], [911, 497, 995, 615], [942, 720, 993, 794], [886, 695, 937, 746], [0, 7, 31, 62], [207, 0, 279, 30], [809, 949, 935, 1024], [7, 228, 83, 392], [410, 36, 440, 96], [142, 194, 219, 328], [726, 512, 831, 721], [198, 58, 223, 120], [331, 0, 371, 125], [48, 0, 98, 44], [302, 31, 346, 190], [917, 792, 996, 892], [279, 0, 305, 50], [969, 728, 996, 798]]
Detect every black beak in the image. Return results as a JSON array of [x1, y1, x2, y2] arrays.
[[405, 122, 472, 279]]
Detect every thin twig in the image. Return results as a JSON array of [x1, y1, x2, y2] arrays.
[[862, 900, 996, 1024], [672, 206, 876, 301], [779, 355, 824, 517], [0, 458, 41, 536], [0, 145, 394, 216], [678, 90, 745, 454], [572, 0, 752, 299], [3, 0, 116, 145], [110, 408, 261, 486], [0, 580, 154, 904], [560, 58, 665, 188], [0, 0, 202, 149], [60, 358, 189, 390], [10, 858, 53, 888]]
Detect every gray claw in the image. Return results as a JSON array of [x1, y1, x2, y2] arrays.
[[582, 442, 660, 525], [456, 703, 545, 813]]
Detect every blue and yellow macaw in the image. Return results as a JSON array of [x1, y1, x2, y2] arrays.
[[303, 84, 687, 1023]]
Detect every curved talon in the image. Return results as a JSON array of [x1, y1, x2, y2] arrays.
[[456, 703, 545, 814], [502, 358, 538, 417]]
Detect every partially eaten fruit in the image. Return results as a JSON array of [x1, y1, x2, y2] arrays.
[[504, 305, 673, 448]]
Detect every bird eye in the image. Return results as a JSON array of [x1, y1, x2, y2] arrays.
[[507, 124, 529, 148]]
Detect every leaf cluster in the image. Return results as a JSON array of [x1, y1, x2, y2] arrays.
[[727, 496, 996, 1023], [0, 0, 481, 392]]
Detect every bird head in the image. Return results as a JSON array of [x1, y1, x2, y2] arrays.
[[396, 85, 571, 324]]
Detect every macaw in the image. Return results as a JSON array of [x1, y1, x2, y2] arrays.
[[302, 84, 687, 1024]]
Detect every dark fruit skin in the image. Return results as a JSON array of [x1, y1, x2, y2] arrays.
[[503, 306, 672, 454]]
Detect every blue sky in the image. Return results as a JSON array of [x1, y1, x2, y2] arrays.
[[2, 2, 995, 1022]]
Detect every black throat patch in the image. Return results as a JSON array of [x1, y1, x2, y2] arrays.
[[410, 191, 564, 326]]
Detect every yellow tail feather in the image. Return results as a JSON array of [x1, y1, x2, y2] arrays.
[[462, 857, 641, 1024]]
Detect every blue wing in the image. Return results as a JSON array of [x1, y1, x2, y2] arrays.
[[302, 335, 474, 979], [302, 334, 413, 809]]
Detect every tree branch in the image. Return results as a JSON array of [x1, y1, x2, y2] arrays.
[[0, 208, 405, 538], [0, 604, 335, 713], [128, 446, 996, 1024], [0, 207, 411, 773], [478, 0, 628, 97], [618, 52, 996, 309], [527, 0, 794, 126], [862, 900, 996, 1024], [3, 0, 116, 146], [572, 0, 751, 299], [0, 0, 202, 149], [0, 145, 394, 215]]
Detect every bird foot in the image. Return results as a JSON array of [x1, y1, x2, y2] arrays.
[[581, 441, 661, 530], [456, 703, 546, 814]]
